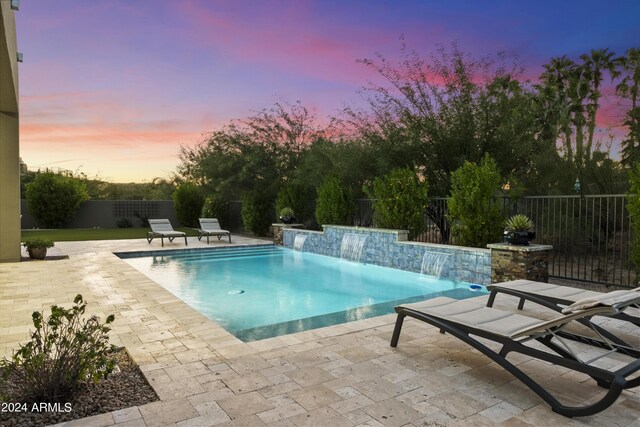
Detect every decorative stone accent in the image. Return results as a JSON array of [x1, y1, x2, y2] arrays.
[[272, 223, 304, 246], [487, 243, 553, 283], [282, 225, 491, 285]]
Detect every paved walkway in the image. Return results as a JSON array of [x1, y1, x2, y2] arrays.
[[1, 237, 638, 426]]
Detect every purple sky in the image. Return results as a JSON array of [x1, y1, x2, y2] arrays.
[[16, 0, 640, 182]]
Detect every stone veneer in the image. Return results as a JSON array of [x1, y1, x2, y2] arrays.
[[272, 223, 304, 245], [283, 225, 491, 285], [487, 243, 552, 283]]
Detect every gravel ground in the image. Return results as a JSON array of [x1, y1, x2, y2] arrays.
[[0, 349, 158, 427]]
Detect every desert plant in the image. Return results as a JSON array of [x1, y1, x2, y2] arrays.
[[279, 207, 294, 218], [365, 168, 429, 240], [0, 295, 116, 403], [241, 191, 273, 236], [448, 154, 505, 248], [25, 173, 89, 228], [505, 214, 534, 232], [172, 183, 205, 227], [629, 164, 640, 277], [315, 177, 354, 226]]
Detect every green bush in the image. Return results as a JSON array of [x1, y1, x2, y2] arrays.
[[172, 183, 205, 227], [275, 183, 314, 224], [629, 164, 640, 278], [315, 177, 355, 225], [25, 173, 89, 228], [116, 218, 133, 228], [448, 154, 505, 248], [365, 168, 429, 239], [22, 238, 54, 250], [201, 195, 229, 228], [0, 295, 116, 403], [241, 191, 273, 236]]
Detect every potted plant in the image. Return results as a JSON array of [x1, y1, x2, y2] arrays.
[[279, 207, 295, 224], [23, 238, 54, 260], [503, 214, 535, 245]]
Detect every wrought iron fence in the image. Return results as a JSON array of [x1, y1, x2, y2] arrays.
[[355, 195, 636, 288]]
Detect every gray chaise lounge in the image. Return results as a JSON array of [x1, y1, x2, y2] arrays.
[[391, 290, 640, 417], [197, 218, 231, 244], [146, 219, 187, 247]]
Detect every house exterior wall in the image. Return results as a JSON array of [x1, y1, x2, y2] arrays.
[[0, 3, 20, 262]]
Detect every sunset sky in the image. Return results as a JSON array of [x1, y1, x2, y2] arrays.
[[15, 0, 640, 182]]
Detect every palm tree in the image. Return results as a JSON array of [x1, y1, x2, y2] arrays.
[[616, 48, 640, 167], [579, 49, 621, 157]]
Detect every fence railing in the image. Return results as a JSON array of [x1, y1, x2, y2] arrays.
[[355, 195, 636, 288]]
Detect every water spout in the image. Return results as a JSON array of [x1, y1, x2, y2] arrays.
[[340, 233, 368, 262], [421, 251, 450, 278], [293, 234, 307, 251]]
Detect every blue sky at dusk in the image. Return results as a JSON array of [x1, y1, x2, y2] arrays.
[[15, 0, 640, 182]]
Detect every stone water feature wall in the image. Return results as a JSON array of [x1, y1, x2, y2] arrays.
[[283, 225, 491, 285]]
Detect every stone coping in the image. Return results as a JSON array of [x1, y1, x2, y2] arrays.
[[487, 243, 553, 252], [321, 225, 409, 235]]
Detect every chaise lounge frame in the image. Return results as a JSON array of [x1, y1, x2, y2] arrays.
[[146, 219, 188, 247], [197, 218, 231, 244], [390, 295, 640, 417]]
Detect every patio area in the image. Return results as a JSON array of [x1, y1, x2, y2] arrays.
[[1, 236, 638, 426]]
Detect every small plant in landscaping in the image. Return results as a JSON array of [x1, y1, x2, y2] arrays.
[[504, 214, 534, 232], [115, 217, 133, 228], [0, 295, 116, 403]]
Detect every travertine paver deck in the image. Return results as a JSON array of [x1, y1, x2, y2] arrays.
[[0, 236, 638, 426]]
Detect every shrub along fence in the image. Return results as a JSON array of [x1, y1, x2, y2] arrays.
[[356, 195, 635, 288]]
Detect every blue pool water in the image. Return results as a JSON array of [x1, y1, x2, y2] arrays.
[[118, 246, 486, 341]]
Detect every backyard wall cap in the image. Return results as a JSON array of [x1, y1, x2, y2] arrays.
[[487, 243, 553, 252], [322, 225, 409, 235]]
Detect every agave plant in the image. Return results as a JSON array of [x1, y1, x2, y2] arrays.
[[505, 214, 534, 232]]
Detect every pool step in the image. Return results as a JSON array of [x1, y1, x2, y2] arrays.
[[154, 246, 282, 263]]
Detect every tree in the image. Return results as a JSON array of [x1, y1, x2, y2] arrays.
[[447, 155, 505, 248], [172, 183, 205, 227], [365, 168, 429, 239], [628, 164, 640, 278], [617, 48, 640, 167], [241, 190, 273, 236], [25, 173, 89, 228], [315, 177, 355, 226]]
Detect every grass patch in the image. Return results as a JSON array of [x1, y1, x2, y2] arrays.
[[21, 227, 199, 242]]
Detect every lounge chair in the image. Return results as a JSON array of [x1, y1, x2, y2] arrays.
[[197, 218, 231, 244], [146, 219, 187, 247], [390, 290, 640, 417], [486, 280, 640, 331]]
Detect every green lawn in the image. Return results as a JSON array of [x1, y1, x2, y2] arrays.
[[21, 227, 199, 242]]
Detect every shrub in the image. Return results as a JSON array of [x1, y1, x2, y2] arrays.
[[505, 214, 534, 232], [241, 191, 273, 236], [629, 164, 640, 278], [0, 295, 116, 403], [315, 177, 355, 225], [172, 183, 205, 227], [25, 173, 89, 228], [448, 154, 505, 248], [201, 195, 229, 228], [275, 183, 314, 224], [116, 218, 133, 228], [365, 168, 429, 239], [22, 238, 54, 250]]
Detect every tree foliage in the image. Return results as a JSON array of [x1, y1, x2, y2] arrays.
[[25, 173, 89, 228], [628, 164, 640, 278], [448, 155, 505, 248], [241, 190, 273, 236], [315, 177, 355, 226], [365, 168, 429, 239], [172, 183, 205, 227]]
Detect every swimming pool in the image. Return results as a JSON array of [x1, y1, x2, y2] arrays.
[[119, 245, 486, 341]]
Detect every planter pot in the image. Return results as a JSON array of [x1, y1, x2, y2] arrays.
[[27, 247, 48, 260], [503, 230, 535, 246], [279, 216, 295, 224]]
